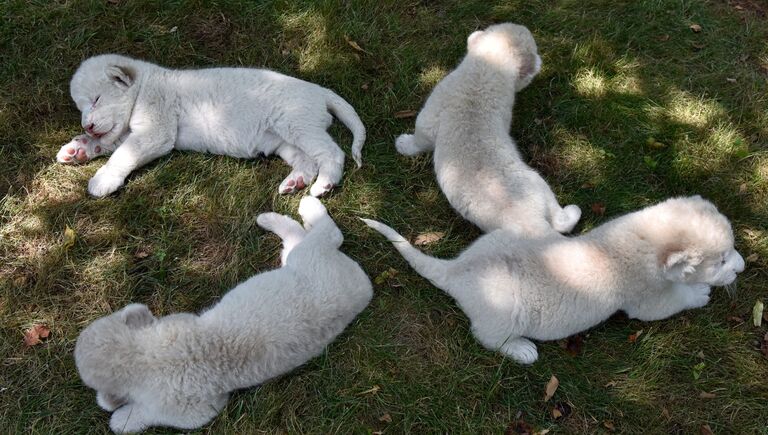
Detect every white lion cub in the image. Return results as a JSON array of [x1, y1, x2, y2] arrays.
[[395, 23, 580, 236], [364, 196, 744, 364], [75, 197, 372, 433], [61, 54, 366, 197]]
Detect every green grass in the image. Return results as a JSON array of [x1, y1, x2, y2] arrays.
[[2, 0, 768, 433]]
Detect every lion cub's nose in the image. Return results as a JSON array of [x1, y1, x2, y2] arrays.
[[85, 123, 95, 134]]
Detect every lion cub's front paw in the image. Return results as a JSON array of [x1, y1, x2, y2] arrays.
[[57, 135, 104, 164], [298, 196, 327, 228], [88, 171, 125, 197]]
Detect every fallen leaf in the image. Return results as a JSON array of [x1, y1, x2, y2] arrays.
[[690, 23, 702, 32], [699, 391, 716, 399], [726, 77, 737, 83], [661, 407, 671, 420], [696, 350, 705, 359], [344, 35, 369, 54], [604, 380, 617, 388], [543, 375, 559, 401], [135, 247, 151, 259], [414, 232, 444, 246], [562, 335, 583, 356], [379, 413, 392, 423], [23, 324, 50, 346], [739, 183, 749, 195], [357, 385, 380, 395], [753, 300, 764, 327], [394, 110, 418, 119], [551, 402, 571, 420], [361, 83, 369, 91], [374, 268, 398, 285], [591, 203, 606, 216], [628, 329, 643, 343], [745, 253, 758, 262], [62, 225, 76, 249], [658, 34, 670, 41], [603, 420, 616, 431], [169, 26, 178, 33], [700, 424, 714, 435], [580, 182, 595, 189], [727, 316, 744, 324], [692, 42, 706, 50]]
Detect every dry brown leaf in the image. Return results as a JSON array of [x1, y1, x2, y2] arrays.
[[23, 324, 50, 346], [661, 407, 671, 420], [746, 253, 759, 262], [379, 413, 392, 423], [551, 402, 571, 420], [543, 375, 559, 401], [604, 380, 617, 388], [63, 225, 76, 250], [361, 83, 369, 91], [700, 424, 714, 435], [739, 183, 748, 194], [696, 350, 705, 359], [394, 110, 418, 119], [727, 316, 744, 324], [690, 23, 702, 32], [692, 42, 706, 50], [658, 34, 670, 41], [591, 202, 606, 216], [344, 35, 369, 54], [414, 232, 444, 246], [699, 391, 716, 399], [135, 247, 151, 259], [603, 420, 616, 431], [628, 329, 643, 343]]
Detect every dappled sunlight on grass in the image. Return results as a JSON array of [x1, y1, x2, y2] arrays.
[[417, 64, 448, 90]]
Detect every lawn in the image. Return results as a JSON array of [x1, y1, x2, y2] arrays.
[[1, 0, 767, 433]]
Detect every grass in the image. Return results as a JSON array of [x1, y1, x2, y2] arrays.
[[1, 0, 767, 433]]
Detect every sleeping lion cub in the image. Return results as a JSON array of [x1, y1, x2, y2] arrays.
[[364, 196, 744, 364], [60, 54, 366, 197], [395, 23, 580, 236], [75, 197, 372, 433]]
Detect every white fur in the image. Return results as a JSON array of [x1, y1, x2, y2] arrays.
[[363, 196, 745, 364], [75, 197, 372, 433], [395, 23, 580, 236], [65, 54, 366, 197]]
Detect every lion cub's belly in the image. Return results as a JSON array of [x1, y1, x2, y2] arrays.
[[175, 104, 278, 159]]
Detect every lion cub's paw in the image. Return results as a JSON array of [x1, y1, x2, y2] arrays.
[[298, 196, 327, 227], [88, 171, 124, 197], [395, 134, 419, 156], [57, 135, 103, 164], [309, 177, 334, 197], [500, 338, 539, 365], [279, 172, 310, 195]]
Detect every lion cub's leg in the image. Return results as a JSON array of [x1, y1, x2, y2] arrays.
[[499, 338, 539, 365], [57, 134, 116, 164], [626, 283, 711, 321], [256, 212, 307, 265], [276, 144, 318, 195]]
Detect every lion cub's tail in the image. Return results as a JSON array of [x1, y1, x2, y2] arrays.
[[361, 218, 451, 289], [325, 90, 366, 168]]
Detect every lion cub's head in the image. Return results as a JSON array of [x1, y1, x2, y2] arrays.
[[466, 23, 542, 91], [70, 54, 139, 145], [640, 196, 745, 287], [75, 304, 156, 411]]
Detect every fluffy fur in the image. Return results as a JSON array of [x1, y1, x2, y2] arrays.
[[75, 197, 372, 433], [63, 54, 366, 197], [363, 196, 745, 364], [395, 23, 580, 236]]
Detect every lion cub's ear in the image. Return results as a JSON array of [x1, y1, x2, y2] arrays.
[[662, 248, 702, 282], [467, 30, 484, 50], [105, 65, 135, 90], [120, 304, 156, 329]]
